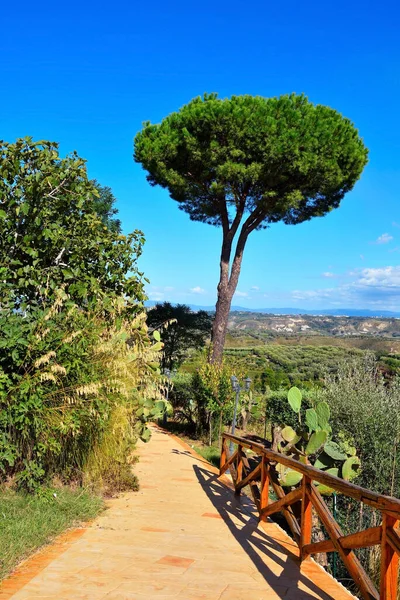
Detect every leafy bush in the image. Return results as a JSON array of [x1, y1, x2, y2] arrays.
[[319, 356, 400, 590], [321, 354, 400, 496], [168, 373, 198, 433], [168, 357, 235, 443]]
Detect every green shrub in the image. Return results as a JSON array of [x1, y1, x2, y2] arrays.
[[0, 138, 164, 492], [319, 355, 400, 589], [266, 388, 313, 428]]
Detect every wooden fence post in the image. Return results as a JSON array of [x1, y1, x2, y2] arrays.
[[260, 455, 270, 518], [235, 445, 243, 492], [380, 514, 399, 600], [300, 476, 312, 561], [220, 438, 227, 474]]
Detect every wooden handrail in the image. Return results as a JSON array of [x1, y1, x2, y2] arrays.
[[220, 432, 400, 600], [223, 432, 400, 517]]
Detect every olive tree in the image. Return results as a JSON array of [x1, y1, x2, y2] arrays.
[[134, 93, 368, 363]]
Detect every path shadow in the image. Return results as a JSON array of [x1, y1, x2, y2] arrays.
[[192, 462, 338, 600]]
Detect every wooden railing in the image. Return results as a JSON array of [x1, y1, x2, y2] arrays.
[[220, 432, 400, 600]]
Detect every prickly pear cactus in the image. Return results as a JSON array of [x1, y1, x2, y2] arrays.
[[276, 387, 361, 491], [135, 397, 170, 442]]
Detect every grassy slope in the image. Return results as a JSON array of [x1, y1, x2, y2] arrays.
[[193, 445, 220, 468], [0, 487, 104, 580]]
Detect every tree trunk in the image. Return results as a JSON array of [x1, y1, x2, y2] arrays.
[[211, 228, 249, 364], [211, 288, 234, 364], [210, 204, 264, 364]]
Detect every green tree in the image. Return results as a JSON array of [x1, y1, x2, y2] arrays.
[[134, 93, 368, 363], [91, 180, 122, 233], [146, 302, 212, 370], [0, 137, 145, 312]]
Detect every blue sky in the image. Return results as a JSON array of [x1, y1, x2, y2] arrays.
[[1, 0, 399, 310]]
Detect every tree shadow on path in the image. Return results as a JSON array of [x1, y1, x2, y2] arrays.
[[192, 462, 339, 600]]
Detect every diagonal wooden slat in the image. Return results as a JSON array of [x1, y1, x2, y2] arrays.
[[309, 484, 379, 600], [235, 462, 261, 492], [269, 472, 301, 543], [302, 525, 382, 557], [238, 449, 261, 511], [260, 487, 302, 519], [219, 450, 238, 475], [387, 527, 400, 556]]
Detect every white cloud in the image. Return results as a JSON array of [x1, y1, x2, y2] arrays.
[[164, 286, 174, 292], [190, 286, 206, 294], [291, 266, 400, 310], [322, 272, 335, 278], [251, 286, 260, 291], [393, 222, 400, 228], [148, 291, 164, 301], [357, 266, 400, 289], [292, 289, 335, 301], [234, 291, 249, 298], [373, 233, 393, 245]]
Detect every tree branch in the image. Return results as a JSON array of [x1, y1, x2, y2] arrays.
[[227, 196, 246, 240], [227, 207, 266, 294]]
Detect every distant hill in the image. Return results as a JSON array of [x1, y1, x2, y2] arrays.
[[228, 313, 400, 340], [145, 301, 400, 319]]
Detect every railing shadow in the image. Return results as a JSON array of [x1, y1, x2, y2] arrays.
[[192, 462, 338, 600], [170, 447, 219, 469]]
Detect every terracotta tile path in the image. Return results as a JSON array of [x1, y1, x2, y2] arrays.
[[1, 425, 356, 599]]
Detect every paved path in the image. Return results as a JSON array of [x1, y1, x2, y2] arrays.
[[1, 426, 355, 599]]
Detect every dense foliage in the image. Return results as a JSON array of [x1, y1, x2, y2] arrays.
[[0, 138, 144, 311], [321, 356, 400, 497], [273, 387, 361, 489], [0, 138, 163, 492], [316, 358, 400, 591], [134, 93, 368, 227]]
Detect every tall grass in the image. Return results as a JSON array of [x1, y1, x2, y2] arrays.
[[0, 292, 164, 491]]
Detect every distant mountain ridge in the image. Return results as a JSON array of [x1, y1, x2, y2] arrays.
[[145, 301, 400, 318]]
